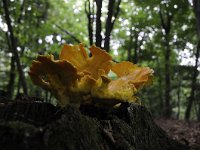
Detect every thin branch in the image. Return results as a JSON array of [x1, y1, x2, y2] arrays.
[[56, 25, 81, 43], [17, 0, 26, 24], [159, 5, 167, 31]]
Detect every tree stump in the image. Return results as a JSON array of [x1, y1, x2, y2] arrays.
[[0, 96, 189, 150]]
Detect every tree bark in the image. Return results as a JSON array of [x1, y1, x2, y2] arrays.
[[185, 0, 200, 120], [0, 98, 189, 150], [2, 0, 28, 95], [164, 33, 171, 118], [159, 5, 173, 118], [185, 40, 200, 120], [6, 55, 16, 99], [133, 30, 139, 64], [127, 27, 133, 61], [85, 0, 121, 50], [104, 0, 121, 52], [5, 32, 16, 99], [85, 0, 94, 46], [95, 0, 102, 47]]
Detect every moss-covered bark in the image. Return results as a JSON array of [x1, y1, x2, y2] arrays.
[[0, 98, 189, 150]]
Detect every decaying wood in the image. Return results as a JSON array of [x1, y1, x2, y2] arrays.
[[0, 96, 189, 150]]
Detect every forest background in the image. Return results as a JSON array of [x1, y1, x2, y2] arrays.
[[0, 0, 199, 121]]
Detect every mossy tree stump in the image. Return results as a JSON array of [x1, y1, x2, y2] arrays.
[[0, 97, 189, 150]]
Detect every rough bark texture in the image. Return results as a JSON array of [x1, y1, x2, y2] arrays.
[[0, 96, 189, 150]]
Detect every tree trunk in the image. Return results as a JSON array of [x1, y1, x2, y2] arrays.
[[185, 40, 200, 120], [133, 30, 139, 64], [6, 55, 16, 99], [104, 0, 121, 52], [95, 0, 102, 47], [5, 32, 16, 99], [127, 27, 133, 61], [164, 33, 171, 118], [159, 6, 173, 118], [104, 0, 115, 52], [85, 0, 121, 50], [0, 97, 189, 150], [2, 0, 28, 95], [85, 0, 94, 46], [185, 0, 200, 120]]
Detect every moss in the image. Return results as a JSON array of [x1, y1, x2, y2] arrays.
[[0, 121, 44, 150], [45, 105, 106, 150]]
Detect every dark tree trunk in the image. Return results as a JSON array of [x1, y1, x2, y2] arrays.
[[95, 0, 102, 47], [185, 40, 200, 120], [156, 57, 164, 115], [5, 32, 16, 99], [104, 0, 121, 52], [127, 27, 133, 61], [85, 0, 121, 50], [177, 79, 181, 119], [133, 30, 139, 64], [85, 0, 94, 46], [159, 5, 173, 118], [6, 55, 16, 99], [2, 0, 28, 95], [185, 0, 200, 120], [104, 0, 115, 52], [164, 33, 171, 118]]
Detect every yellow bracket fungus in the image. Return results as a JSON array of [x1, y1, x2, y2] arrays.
[[29, 43, 153, 107]]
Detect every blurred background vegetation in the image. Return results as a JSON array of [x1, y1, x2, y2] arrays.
[[0, 0, 199, 120]]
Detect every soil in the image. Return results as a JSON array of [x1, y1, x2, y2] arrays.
[[155, 119, 200, 150]]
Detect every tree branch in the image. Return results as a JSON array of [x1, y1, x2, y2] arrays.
[[56, 25, 81, 43], [17, 0, 26, 24]]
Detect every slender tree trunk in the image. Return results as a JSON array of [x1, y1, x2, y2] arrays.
[[5, 32, 16, 99], [6, 55, 16, 99], [133, 30, 139, 64], [159, 5, 174, 118], [85, 0, 94, 46], [95, 0, 102, 47], [127, 27, 133, 61], [164, 33, 171, 118], [185, 0, 200, 120], [104, 0, 121, 52], [3, 0, 28, 95], [155, 57, 164, 115], [177, 78, 181, 119], [85, 0, 121, 50], [104, 0, 115, 52], [185, 40, 200, 120]]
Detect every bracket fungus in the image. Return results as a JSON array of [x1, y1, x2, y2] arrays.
[[29, 44, 153, 107]]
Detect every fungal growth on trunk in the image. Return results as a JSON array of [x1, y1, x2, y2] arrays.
[[29, 44, 153, 107]]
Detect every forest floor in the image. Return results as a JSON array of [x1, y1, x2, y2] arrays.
[[155, 119, 200, 149]]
